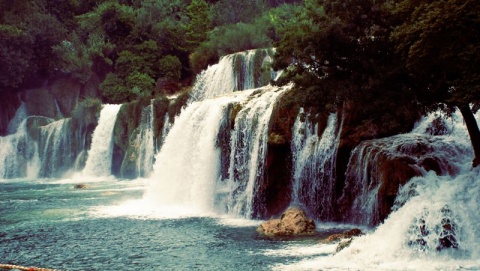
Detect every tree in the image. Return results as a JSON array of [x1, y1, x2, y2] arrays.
[[274, 0, 420, 139], [390, 0, 480, 166], [185, 0, 212, 50]]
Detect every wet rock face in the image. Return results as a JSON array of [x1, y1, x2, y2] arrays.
[[320, 228, 363, 244], [340, 135, 468, 226], [257, 208, 316, 236]]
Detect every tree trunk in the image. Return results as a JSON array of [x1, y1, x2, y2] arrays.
[[459, 104, 480, 167]]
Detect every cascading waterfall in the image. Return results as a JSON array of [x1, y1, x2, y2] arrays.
[[226, 86, 290, 218], [145, 85, 290, 216], [290, 108, 343, 219], [82, 104, 122, 177], [189, 49, 277, 102], [132, 101, 156, 177], [6, 102, 27, 134], [0, 119, 38, 179], [144, 93, 247, 213], [340, 111, 473, 226], [159, 113, 171, 147], [279, 111, 480, 270], [38, 118, 75, 178], [143, 48, 290, 217]]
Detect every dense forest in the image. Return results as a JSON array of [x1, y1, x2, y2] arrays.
[[1, 0, 479, 164]]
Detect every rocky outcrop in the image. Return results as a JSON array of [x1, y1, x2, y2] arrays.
[[339, 135, 469, 226], [257, 208, 316, 236], [24, 75, 100, 119], [319, 228, 363, 252], [320, 228, 363, 244]]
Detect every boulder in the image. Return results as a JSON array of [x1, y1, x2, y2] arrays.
[[320, 228, 363, 244], [319, 228, 363, 252], [74, 184, 89, 189], [257, 207, 316, 236]]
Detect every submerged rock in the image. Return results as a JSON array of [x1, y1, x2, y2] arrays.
[[74, 184, 89, 189], [320, 228, 363, 244], [319, 228, 363, 252], [256, 207, 316, 236]]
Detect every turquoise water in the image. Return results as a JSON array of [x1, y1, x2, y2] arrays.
[[0, 179, 337, 270]]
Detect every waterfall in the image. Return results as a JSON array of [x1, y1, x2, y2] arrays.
[[189, 49, 277, 102], [290, 108, 343, 219], [7, 102, 27, 134], [340, 111, 474, 226], [226, 86, 290, 218], [160, 113, 171, 147], [145, 93, 244, 213], [0, 119, 38, 179], [38, 118, 76, 178], [82, 104, 122, 177], [145, 85, 290, 216], [132, 101, 156, 177]]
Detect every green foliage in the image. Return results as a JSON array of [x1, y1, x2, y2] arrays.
[[158, 55, 182, 81], [274, 0, 421, 139], [185, 0, 212, 50], [126, 72, 155, 98], [190, 22, 272, 73], [53, 33, 114, 83], [211, 0, 267, 26], [390, 0, 480, 109], [0, 25, 34, 89], [100, 73, 132, 103], [115, 50, 145, 78]]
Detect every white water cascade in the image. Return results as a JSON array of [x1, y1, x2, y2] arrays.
[[132, 101, 156, 177], [82, 104, 122, 177], [279, 111, 480, 270], [0, 119, 38, 179], [290, 108, 343, 219], [340, 111, 473, 226], [189, 49, 277, 102], [38, 118, 75, 177], [145, 86, 290, 215], [227, 87, 291, 218], [142, 49, 290, 217]]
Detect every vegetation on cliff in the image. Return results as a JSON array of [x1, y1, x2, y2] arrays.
[[273, 0, 480, 165], [1, 0, 478, 166]]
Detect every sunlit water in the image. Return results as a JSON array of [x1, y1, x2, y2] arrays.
[[0, 178, 354, 270]]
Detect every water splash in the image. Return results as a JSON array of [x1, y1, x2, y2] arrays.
[[276, 111, 480, 271], [340, 112, 473, 226], [82, 104, 122, 177]]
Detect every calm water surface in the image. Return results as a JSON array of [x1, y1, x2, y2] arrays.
[[0, 179, 340, 270]]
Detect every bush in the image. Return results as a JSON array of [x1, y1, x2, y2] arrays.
[[100, 73, 132, 103], [158, 55, 182, 81]]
